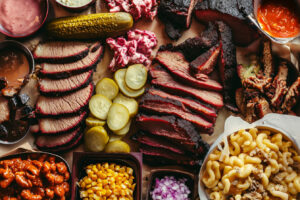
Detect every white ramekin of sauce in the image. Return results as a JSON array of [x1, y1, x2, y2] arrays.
[[55, 0, 95, 11], [0, 0, 49, 38]]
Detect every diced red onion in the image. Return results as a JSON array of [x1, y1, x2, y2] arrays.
[[150, 176, 191, 200]]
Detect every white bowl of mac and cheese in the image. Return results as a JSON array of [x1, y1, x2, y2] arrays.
[[199, 114, 300, 200]]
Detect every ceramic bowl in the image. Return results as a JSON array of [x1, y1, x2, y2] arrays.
[[55, 0, 96, 12]]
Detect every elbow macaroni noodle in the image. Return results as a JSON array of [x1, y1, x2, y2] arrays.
[[202, 128, 300, 200]]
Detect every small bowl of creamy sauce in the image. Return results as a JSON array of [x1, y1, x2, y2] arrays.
[[0, 0, 49, 38], [56, 0, 95, 11]]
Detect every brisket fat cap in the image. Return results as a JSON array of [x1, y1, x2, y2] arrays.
[[34, 41, 92, 63], [39, 70, 93, 96], [38, 111, 87, 135], [195, 0, 258, 46], [155, 50, 223, 91], [147, 88, 217, 122], [150, 66, 224, 109], [140, 93, 213, 133], [36, 83, 94, 117], [40, 42, 103, 79]]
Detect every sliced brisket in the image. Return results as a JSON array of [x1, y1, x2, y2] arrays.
[[261, 40, 274, 78], [281, 77, 300, 112], [34, 41, 91, 63], [133, 132, 186, 155], [140, 93, 213, 132], [38, 111, 87, 135], [140, 145, 199, 167], [158, 0, 197, 40], [0, 97, 9, 123], [156, 50, 223, 91], [150, 66, 224, 109], [216, 21, 240, 112], [39, 70, 93, 96], [147, 88, 217, 122], [36, 83, 93, 117], [195, 0, 258, 46], [190, 43, 221, 76], [39, 42, 103, 79], [35, 127, 82, 151]]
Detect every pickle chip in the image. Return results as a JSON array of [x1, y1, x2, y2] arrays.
[[113, 94, 138, 117], [86, 117, 106, 127], [125, 64, 147, 90], [114, 69, 145, 98], [84, 126, 109, 152], [96, 78, 119, 100], [104, 140, 131, 153], [114, 120, 131, 136], [107, 103, 130, 131], [89, 94, 112, 120]]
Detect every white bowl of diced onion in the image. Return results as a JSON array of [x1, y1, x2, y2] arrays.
[[198, 114, 300, 200]]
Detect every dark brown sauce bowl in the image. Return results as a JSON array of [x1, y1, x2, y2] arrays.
[[0, 151, 72, 199], [0, 0, 49, 38], [0, 40, 35, 145]]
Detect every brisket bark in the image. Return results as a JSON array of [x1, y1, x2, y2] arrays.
[[0, 97, 9, 123], [147, 88, 217, 122], [261, 40, 274, 78], [158, 0, 197, 40], [281, 77, 300, 112], [36, 84, 93, 117], [140, 93, 213, 133], [216, 21, 240, 112], [38, 111, 87, 135], [150, 66, 224, 109], [195, 0, 258, 46], [39, 70, 93, 96], [39, 42, 103, 79], [156, 50, 223, 91], [162, 22, 219, 61], [34, 41, 91, 63], [190, 43, 221, 76]]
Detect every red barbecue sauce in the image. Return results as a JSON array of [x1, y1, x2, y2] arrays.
[[257, 0, 300, 38]]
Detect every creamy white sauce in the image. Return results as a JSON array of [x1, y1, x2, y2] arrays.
[[57, 0, 92, 7]]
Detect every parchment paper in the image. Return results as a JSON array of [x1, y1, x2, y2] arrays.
[[0, 0, 300, 199]]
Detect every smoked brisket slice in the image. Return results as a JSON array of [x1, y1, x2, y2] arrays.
[[216, 21, 240, 112], [34, 41, 90, 63], [190, 43, 221, 76], [35, 127, 83, 151], [39, 70, 93, 96], [39, 42, 103, 79], [158, 0, 197, 40], [195, 0, 258, 46], [133, 132, 186, 155], [140, 93, 213, 133], [38, 111, 87, 135], [281, 77, 300, 112], [150, 66, 224, 109], [140, 145, 200, 167], [0, 97, 9, 123], [147, 88, 217, 122], [36, 83, 93, 117], [156, 50, 222, 91]]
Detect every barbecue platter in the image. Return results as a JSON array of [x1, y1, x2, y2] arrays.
[[0, 0, 300, 199]]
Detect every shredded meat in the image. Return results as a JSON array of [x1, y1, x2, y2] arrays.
[[107, 29, 157, 71]]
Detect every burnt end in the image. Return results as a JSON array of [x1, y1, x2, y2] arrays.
[[158, 0, 196, 40], [0, 77, 7, 90], [0, 124, 8, 139], [195, 0, 258, 46]]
